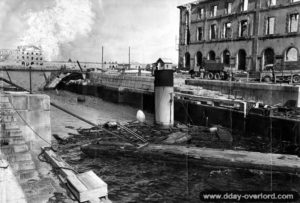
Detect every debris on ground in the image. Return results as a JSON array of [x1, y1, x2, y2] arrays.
[[163, 132, 191, 144], [103, 121, 118, 129]]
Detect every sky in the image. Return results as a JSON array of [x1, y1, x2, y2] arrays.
[[0, 0, 192, 63]]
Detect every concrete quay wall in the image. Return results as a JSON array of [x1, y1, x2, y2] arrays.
[[89, 72, 154, 92], [1, 92, 58, 203], [186, 79, 300, 107], [7, 92, 52, 150]]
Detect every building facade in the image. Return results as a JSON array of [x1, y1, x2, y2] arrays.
[[0, 45, 44, 68], [178, 0, 300, 72]]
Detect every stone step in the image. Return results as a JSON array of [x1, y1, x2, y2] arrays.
[[0, 96, 10, 103], [0, 115, 16, 123], [0, 136, 26, 145], [6, 152, 33, 163], [13, 144, 29, 153], [17, 160, 36, 171], [0, 145, 13, 155], [19, 169, 40, 183], [10, 160, 36, 172], [3, 123, 20, 130], [0, 129, 22, 137], [0, 102, 13, 109], [0, 109, 15, 114]]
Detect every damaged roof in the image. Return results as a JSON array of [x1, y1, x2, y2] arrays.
[[177, 0, 209, 9]]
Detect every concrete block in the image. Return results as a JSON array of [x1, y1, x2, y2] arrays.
[[28, 95, 44, 111], [6, 152, 32, 163], [13, 144, 29, 153], [6, 130, 22, 137], [0, 102, 13, 109], [1, 115, 15, 123], [17, 160, 36, 171], [0, 95, 10, 103], [19, 169, 39, 182], [11, 95, 28, 110], [0, 146, 14, 155], [15, 152, 32, 162], [4, 123, 20, 130], [0, 136, 25, 145]]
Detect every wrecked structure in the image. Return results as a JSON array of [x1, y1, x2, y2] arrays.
[[178, 0, 300, 72]]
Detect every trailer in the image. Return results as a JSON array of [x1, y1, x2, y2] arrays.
[[260, 68, 300, 83]]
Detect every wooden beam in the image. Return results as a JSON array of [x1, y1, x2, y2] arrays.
[[43, 148, 110, 203], [82, 143, 300, 174]]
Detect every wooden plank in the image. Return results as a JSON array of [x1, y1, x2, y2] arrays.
[[67, 175, 88, 193], [77, 170, 107, 190], [67, 170, 108, 202], [43, 148, 109, 203], [43, 148, 76, 178], [82, 143, 300, 174]]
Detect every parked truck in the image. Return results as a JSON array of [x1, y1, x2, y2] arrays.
[[195, 60, 230, 80], [260, 64, 300, 83]]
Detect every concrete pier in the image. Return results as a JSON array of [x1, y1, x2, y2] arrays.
[[186, 79, 300, 107], [154, 70, 174, 127], [0, 92, 61, 203]]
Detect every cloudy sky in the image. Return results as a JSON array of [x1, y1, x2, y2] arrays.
[[0, 0, 191, 63]]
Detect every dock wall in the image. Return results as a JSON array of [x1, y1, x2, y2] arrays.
[[1, 92, 56, 202], [88, 73, 154, 92], [8, 93, 52, 151], [186, 79, 300, 107]]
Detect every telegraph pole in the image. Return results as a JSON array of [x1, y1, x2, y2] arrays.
[[101, 46, 104, 69], [129, 46, 131, 70]]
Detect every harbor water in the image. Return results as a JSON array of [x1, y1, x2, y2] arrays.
[[48, 90, 300, 203]]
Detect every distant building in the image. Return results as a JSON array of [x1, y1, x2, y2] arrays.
[[0, 45, 44, 68], [18, 45, 44, 67], [178, 0, 300, 72], [155, 58, 173, 70]]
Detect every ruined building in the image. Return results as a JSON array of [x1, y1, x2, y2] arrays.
[[178, 0, 300, 72], [0, 45, 44, 68]]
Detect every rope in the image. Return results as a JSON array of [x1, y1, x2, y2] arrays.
[[38, 147, 78, 174], [10, 102, 52, 147]]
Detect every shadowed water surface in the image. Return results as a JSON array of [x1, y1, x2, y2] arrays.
[[49, 90, 300, 202]]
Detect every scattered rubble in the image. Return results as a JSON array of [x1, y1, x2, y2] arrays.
[[163, 132, 191, 144]]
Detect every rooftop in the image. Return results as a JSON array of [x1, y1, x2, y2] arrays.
[[177, 0, 208, 8]]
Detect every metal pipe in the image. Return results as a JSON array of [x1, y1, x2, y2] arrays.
[[29, 66, 32, 94], [3, 67, 12, 83]]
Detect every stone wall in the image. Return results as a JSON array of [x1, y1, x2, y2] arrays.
[[89, 73, 154, 92], [8, 92, 51, 151], [0, 92, 56, 202], [186, 79, 300, 107]]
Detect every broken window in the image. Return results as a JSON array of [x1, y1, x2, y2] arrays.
[[210, 24, 217, 39], [210, 5, 217, 17], [198, 8, 205, 19], [239, 20, 248, 37], [266, 17, 275, 35], [225, 2, 232, 14], [240, 0, 248, 12], [197, 27, 203, 41], [267, 0, 276, 6], [223, 22, 232, 38], [185, 12, 190, 44], [288, 13, 299, 33], [285, 47, 298, 61]]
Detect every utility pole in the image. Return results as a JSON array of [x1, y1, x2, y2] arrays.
[[101, 46, 104, 70], [29, 65, 32, 94], [129, 46, 131, 70]]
